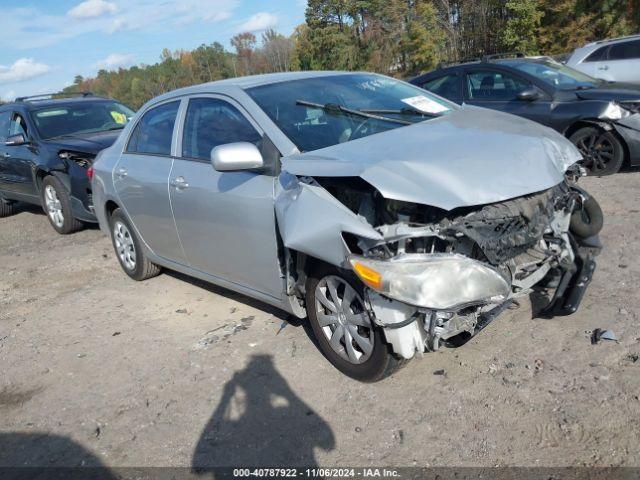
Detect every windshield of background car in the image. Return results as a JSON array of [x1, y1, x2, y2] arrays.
[[31, 101, 135, 140], [503, 60, 601, 90], [246, 74, 455, 152]]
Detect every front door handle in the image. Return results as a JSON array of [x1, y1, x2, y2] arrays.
[[598, 65, 609, 71], [115, 167, 128, 179], [1, 152, 10, 159], [170, 176, 189, 190]]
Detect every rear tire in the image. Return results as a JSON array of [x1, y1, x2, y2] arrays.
[[109, 208, 161, 281], [569, 126, 624, 176], [41, 176, 83, 234], [306, 266, 408, 382], [0, 199, 14, 218]]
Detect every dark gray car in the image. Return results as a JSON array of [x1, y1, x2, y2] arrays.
[[92, 72, 602, 382]]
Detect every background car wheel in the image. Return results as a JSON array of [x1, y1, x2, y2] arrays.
[[0, 198, 15, 218], [569, 126, 624, 176], [306, 266, 408, 382], [40, 176, 83, 234], [109, 208, 161, 281]]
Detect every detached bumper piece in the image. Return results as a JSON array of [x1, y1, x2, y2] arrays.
[[541, 235, 601, 318]]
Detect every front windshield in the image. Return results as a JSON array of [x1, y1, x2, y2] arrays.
[[247, 73, 455, 152], [503, 59, 601, 90], [31, 101, 135, 140]]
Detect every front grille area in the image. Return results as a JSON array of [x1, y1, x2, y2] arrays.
[[449, 186, 563, 265]]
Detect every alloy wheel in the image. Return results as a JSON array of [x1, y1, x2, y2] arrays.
[[44, 185, 64, 228], [113, 221, 137, 270], [314, 275, 374, 364], [575, 132, 615, 174]]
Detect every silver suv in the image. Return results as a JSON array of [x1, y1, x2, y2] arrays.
[[567, 35, 640, 84], [92, 72, 602, 382]]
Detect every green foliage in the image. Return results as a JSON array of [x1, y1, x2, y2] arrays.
[[62, 1, 640, 108]]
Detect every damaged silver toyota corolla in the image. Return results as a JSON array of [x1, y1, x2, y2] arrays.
[[92, 72, 603, 382]]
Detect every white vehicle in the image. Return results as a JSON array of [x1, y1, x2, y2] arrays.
[[566, 35, 640, 84]]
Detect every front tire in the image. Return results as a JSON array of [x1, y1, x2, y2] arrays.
[[569, 126, 624, 176], [41, 176, 83, 234], [109, 208, 161, 281], [306, 267, 407, 382]]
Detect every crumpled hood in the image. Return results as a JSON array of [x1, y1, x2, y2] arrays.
[[575, 83, 640, 102], [282, 105, 581, 211], [47, 130, 121, 155]]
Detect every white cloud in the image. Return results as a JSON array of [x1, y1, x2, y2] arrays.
[[237, 12, 278, 32], [68, 0, 118, 19], [0, 58, 51, 84], [0, 1, 240, 49], [94, 53, 136, 70], [1, 90, 16, 102]]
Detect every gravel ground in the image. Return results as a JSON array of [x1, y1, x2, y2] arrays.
[[0, 171, 639, 470]]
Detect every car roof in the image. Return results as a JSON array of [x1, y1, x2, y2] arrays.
[[412, 56, 555, 80], [584, 34, 640, 48], [144, 71, 363, 107], [1, 96, 115, 111]]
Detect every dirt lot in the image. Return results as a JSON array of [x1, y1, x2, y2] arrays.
[[1, 171, 639, 470]]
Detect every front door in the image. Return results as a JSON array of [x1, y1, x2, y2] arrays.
[[465, 69, 553, 127], [114, 100, 186, 264], [169, 96, 283, 299], [0, 112, 38, 198]]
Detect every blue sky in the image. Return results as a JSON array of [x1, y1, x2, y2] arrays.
[[0, 0, 307, 101]]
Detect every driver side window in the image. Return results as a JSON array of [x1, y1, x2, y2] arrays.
[[182, 97, 262, 161], [9, 113, 28, 139], [467, 70, 532, 101]]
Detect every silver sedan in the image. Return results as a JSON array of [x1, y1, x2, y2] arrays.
[[92, 72, 602, 382]]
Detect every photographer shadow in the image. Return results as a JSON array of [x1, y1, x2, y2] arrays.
[[192, 355, 335, 473]]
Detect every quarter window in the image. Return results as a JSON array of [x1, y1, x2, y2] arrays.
[[182, 98, 262, 161], [608, 40, 640, 61], [422, 74, 460, 101], [127, 101, 180, 156], [467, 70, 532, 101]]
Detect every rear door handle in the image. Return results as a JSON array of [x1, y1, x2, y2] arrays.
[[115, 167, 128, 179], [170, 176, 189, 190], [1, 152, 10, 159], [598, 65, 609, 71]]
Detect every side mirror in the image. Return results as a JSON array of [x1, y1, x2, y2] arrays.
[[211, 142, 264, 172], [5, 133, 27, 146], [516, 87, 541, 102]]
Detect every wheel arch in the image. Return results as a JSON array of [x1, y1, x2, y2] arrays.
[[564, 119, 630, 167]]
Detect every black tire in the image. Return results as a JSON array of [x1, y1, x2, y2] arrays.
[[40, 176, 84, 234], [305, 266, 408, 382], [0, 198, 14, 218], [569, 126, 624, 176], [570, 195, 604, 239], [109, 208, 161, 281]]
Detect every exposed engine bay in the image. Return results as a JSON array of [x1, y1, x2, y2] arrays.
[[279, 170, 602, 360]]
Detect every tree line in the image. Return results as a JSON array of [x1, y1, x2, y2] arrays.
[[64, 0, 640, 109]]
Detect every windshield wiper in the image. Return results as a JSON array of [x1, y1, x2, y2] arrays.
[[361, 107, 442, 118], [296, 100, 412, 125]]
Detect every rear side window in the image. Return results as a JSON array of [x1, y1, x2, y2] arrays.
[[584, 46, 609, 62], [127, 101, 180, 156], [422, 74, 460, 100], [182, 97, 261, 161], [608, 40, 640, 60]]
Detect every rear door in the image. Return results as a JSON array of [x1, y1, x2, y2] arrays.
[[0, 110, 11, 193], [169, 95, 283, 299], [113, 99, 187, 264], [464, 68, 553, 126], [574, 45, 610, 79], [606, 40, 640, 83]]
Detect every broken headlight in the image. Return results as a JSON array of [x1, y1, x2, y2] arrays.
[[349, 253, 511, 311]]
